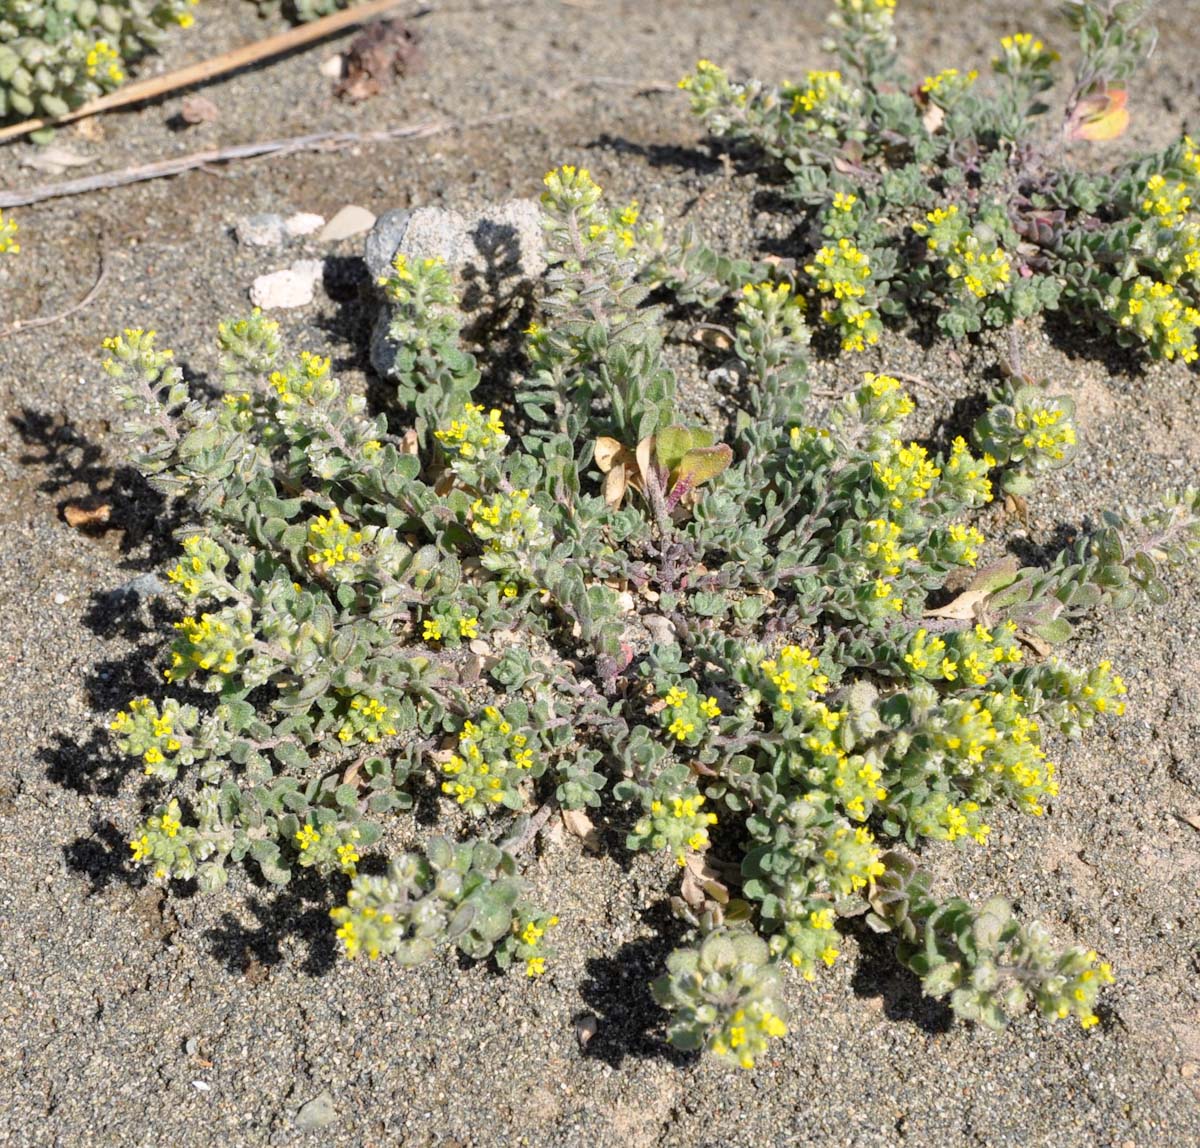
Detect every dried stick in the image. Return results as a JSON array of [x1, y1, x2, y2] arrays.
[[506, 801, 559, 855], [0, 255, 107, 340], [0, 117, 462, 208], [0, 0, 413, 146]]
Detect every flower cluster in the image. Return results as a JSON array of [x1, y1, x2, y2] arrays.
[[660, 683, 722, 747], [653, 931, 789, 1070], [628, 786, 719, 864], [511, 910, 560, 977], [337, 695, 399, 746], [165, 535, 229, 598], [786, 69, 860, 134], [306, 507, 364, 571], [0, 210, 17, 255], [166, 609, 254, 684], [440, 706, 538, 816], [110, 696, 198, 781], [992, 32, 1059, 76], [470, 488, 552, 580], [804, 239, 881, 351], [128, 798, 196, 882], [293, 821, 363, 875], [1107, 277, 1199, 363], [434, 402, 509, 474], [913, 205, 1012, 300], [420, 608, 482, 647], [920, 68, 978, 104]]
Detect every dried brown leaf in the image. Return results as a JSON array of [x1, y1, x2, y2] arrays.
[[63, 502, 111, 528], [924, 588, 989, 621], [335, 19, 419, 104], [593, 436, 624, 473], [561, 809, 601, 851], [680, 851, 730, 908], [180, 95, 220, 125], [602, 462, 628, 508]]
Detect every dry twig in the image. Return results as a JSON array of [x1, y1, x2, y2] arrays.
[[0, 255, 107, 340], [0, 118, 460, 208]]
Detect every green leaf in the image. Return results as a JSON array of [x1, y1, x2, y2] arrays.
[[675, 444, 733, 487], [655, 425, 694, 472]]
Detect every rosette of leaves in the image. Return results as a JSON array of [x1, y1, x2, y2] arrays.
[[103, 162, 1200, 1071]]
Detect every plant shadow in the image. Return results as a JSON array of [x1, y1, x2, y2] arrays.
[[849, 927, 955, 1034], [204, 867, 344, 979], [576, 900, 698, 1068], [8, 406, 183, 566]]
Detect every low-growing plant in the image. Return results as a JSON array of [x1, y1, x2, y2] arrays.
[[677, 0, 1200, 365], [103, 158, 1199, 1069], [0, 0, 365, 125], [0, 0, 199, 121]]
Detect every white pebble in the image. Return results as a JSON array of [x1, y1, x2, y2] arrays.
[[249, 260, 325, 310], [285, 212, 326, 238], [320, 204, 377, 243]]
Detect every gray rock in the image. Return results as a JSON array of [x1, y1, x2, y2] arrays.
[[294, 1089, 337, 1130], [249, 260, 325, 310], [319, 204, 377, 243], [365, 199, 544, 284], [642, 615, 678, 645], [366, 199, 545, 378], [234, 213, 287, 248], [364, 208, 412, 281]]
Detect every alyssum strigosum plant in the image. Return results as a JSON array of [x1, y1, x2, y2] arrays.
[[0, 0, 200, 121], [105, 162, 1200, 1068], [0, 0, 361, 126], [679, 0, 1200, 367]]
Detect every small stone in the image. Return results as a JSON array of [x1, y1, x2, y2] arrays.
[[284, 212, 325, 238], [179, 95, 219, 125], [249, 260, 325, 310], [643, 615, 677, 645], [318, 54, 345, 78], [319, 204, 377, 243], [616, 591, 636, 614], [575, 1014, 599, 1050], [235, 213, 287, 248], [192, 1080, 211, 1092], [295, 1090, 337, 1130], [377, 205, 468, 275], [185, 1037, 199, 1056], [1182, 1062, 1200, 1078], [53, 592, 68, 605]]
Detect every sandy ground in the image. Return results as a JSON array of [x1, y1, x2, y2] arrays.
[[0, 1, 1198, 1145]]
